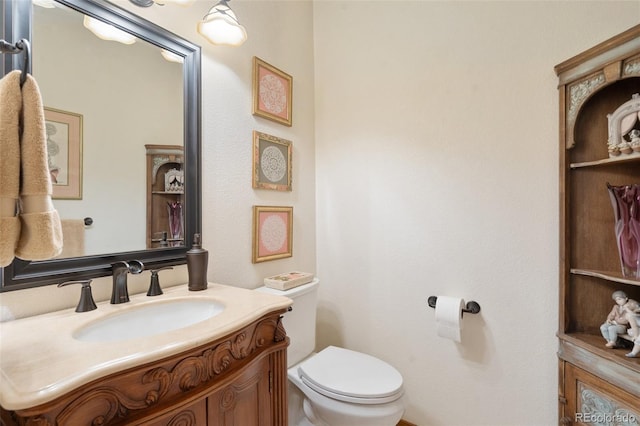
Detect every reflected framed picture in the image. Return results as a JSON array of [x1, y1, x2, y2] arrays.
[[252, 57, 292, 126], [44, 107, 83, 200], [252, 131, 292, 191], [252, 205, 293, 263]]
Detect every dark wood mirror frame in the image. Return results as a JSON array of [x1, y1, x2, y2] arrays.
[[0, 0, 201, 292]]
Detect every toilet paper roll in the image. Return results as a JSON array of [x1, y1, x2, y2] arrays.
[[435, 296, 464, 342]]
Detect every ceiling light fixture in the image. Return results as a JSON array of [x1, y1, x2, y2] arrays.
[[32, 0, 57, 8], [129, 0, 196, 6], [128, 0, 246, 47], [161, 49, 184, 63], [197, 0, 247, 47], [83, 16, 137, 45]]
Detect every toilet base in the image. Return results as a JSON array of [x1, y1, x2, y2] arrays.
[[288, 362, 405, 426]]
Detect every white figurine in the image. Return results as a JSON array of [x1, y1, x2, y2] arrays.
[[630, 129, 640, 152], [600, 291, 635, 348], [623, 299, 640, 358]]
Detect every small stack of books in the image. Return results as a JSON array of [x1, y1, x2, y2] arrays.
[[264, 271, 314, 290]]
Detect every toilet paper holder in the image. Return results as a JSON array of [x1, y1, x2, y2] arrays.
[[427, 296, 481, 316]]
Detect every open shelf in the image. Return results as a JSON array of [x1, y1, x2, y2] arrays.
[[570, 153, 640, 169], [571, 268, 640, 287], [559, 332, 640, 372]]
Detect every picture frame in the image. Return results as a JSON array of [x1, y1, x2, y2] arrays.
[[252, 205, 293, 263], [44, 107, 83, 200], [252, 131, 292, 191], [252, 57, 293, 127]]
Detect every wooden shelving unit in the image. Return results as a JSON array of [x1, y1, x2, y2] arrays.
[[145, 144, 184, 249], [556, 24, 640, 424]]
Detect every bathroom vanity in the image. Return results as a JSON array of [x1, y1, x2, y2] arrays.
[[0, 284, 291, 425]]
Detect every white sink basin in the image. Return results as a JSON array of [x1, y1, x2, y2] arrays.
[[73, 298, 225, 342]]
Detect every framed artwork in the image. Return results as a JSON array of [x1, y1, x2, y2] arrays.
[[252, 205, 293, 263], [252, 131, 292, 191], [44, 107, 83, 199], [252, 57, 293, 126]]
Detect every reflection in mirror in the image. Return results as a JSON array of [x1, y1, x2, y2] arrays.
[[0, 0, 201, 291], [34, 2, 184, 257]]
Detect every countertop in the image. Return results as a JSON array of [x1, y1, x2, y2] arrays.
[[0, 283, 292, 410]]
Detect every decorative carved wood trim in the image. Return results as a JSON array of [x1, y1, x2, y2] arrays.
[[271, 345, 288, 426], [275, 315, 287, 342], [564, 71, 606, 149], [554, 25, 640, 80], [166, 410, 197, 426], [578, 382, 640, 421], [623, 53, 640, 77], [3, 311, 288, 426], [556, 25, 640, 150]]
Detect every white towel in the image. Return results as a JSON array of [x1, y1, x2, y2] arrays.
[[0, 70, 63, 266]]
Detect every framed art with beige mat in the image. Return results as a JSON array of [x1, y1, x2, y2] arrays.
[[45, 107, 83, 200]]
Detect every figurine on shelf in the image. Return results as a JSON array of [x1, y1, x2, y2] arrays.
[[629, 129, 640, 152], [624, 299, 640, 358], [600, 291, 636, 348], [606, 93, 640, 158]]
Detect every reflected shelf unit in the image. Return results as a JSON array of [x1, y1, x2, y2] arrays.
[[556, 24, 640, 424], [145, 145, 184, 249]]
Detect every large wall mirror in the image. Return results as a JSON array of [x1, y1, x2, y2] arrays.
[[0, 0, 201, 291]]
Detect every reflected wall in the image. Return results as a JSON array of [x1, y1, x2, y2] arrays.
[[33, 3, 183, 257]]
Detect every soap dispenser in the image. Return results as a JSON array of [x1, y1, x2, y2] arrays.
[[187, 233, 208, 291]]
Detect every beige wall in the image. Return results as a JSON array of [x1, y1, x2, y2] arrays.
[[1, 0, 639, 424], [34, 5, 183, 256], [313, 1, 639, 425], [0, 0, 317, 317], [118, 0, 319, 290]]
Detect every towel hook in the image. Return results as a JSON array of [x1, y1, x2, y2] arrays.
[[0, 38, 31, 87], [16, 39, 30, 88]]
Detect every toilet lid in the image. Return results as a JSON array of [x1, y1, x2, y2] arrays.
[[297, 346, 404, 404]]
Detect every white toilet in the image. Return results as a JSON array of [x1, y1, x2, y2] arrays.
[[256, 279, 405, 426]]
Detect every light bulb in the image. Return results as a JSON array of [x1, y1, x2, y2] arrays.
[[83, 16, 136, 45]]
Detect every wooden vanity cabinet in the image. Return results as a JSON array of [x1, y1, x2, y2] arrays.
[[0, 310, 289, 426], [556, 25, 640, 425]]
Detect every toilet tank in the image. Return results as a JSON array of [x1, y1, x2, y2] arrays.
[[255, 278, 319, 366]]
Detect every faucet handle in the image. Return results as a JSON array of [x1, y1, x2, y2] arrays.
[[128, 260, 144, 274], [147, 266, 173, 296], [58, 280, 97, 313]]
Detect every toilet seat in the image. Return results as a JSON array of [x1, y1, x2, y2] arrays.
[[297, 346, 404, 405]]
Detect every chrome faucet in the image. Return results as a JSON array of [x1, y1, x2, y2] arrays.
[[111, 260, 144, 304]]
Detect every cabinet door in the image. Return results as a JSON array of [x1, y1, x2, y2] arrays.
[[131, 399, 206, 426], [564, 363, 639, 425], [208, 357, 272, 426]]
